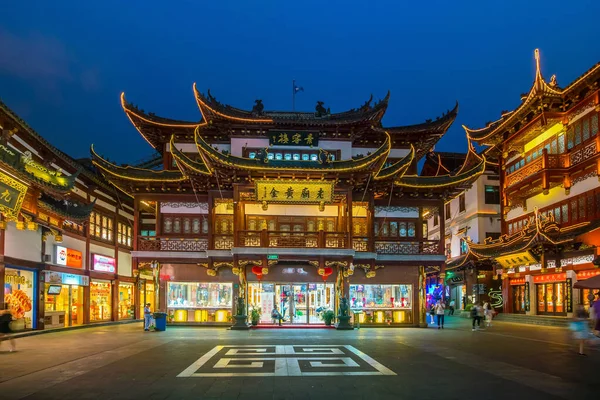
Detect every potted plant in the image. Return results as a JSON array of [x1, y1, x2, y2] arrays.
[[321, 310, 335, 326], [250, 307, 261, 326]]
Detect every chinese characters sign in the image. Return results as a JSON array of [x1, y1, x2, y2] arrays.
[[56, 245, 83, 268], [92, 254, 117, 273], [0, 171, 27, 221], [268, 131, 318, 147], [255, 180, 333, 204]]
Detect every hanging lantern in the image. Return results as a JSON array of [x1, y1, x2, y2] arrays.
[[321, 267, 333, 281], [251, 266, 263, 275]]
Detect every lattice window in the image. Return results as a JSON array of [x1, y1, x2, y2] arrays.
[[579, 197, 586, 222], [583, 118, 590, 141], [592, 114, 599, 136], [571, 200, 578, 222]]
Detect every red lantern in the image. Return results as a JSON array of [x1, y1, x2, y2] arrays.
[[321, 267, 333, 281], [251, 266, 263, 281]]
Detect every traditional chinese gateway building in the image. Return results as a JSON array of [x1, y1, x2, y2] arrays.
[[0, 100, 137, 332], [457, 50, 600, 320], [91, 85, 485, 327]]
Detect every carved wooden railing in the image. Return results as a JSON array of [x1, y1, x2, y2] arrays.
[[374, 240, 440, 255], [213, 235, 234, 250], [506, 157, 543, 187], [352, 237, 369, 252], [138, 236, 209, 252], [237, 230, 349, 249], [569, 141, 598, 166]]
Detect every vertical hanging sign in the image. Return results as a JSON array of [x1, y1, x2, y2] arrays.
[[566, 278, 573, 313], [524, 282, 530, 312]]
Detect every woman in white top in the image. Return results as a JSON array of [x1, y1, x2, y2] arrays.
[[483, 302, 493, 327]]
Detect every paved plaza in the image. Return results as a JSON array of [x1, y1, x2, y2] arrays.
[[0, 318, 598, 400]]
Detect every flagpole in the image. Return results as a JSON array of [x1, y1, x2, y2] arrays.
[[292, 79, 296, 112]]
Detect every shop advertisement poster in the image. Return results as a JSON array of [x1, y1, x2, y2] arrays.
[[55, 245, 83, 268], [92, 254, 116, 273], [4, 268, 35, 329], [44, 271, 89, 286], [566, 278, 573, 313], [260, 290, 275, 323]]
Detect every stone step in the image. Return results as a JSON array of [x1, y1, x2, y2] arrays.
[[494, 313, 570, 327]]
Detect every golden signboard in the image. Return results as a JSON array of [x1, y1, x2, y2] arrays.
[[0, 171, 27, 221], [495, 251, 536, 269], [255, 180, 334, 204]]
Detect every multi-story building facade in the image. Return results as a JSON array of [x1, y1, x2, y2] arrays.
[[0, 100, 137, 331], [91, 86, 484, 327], [463, 50, 600, 318], [424, 151, 501, 310]]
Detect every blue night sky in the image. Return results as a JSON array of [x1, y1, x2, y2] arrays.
[[1, 0, 599, 164]]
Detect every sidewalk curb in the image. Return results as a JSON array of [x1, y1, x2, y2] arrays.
[[0, 319, 143, 341]]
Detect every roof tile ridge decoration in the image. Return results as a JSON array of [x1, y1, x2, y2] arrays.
[[90, 144, 186, 182], [194, 126, 391, 173], [169, 135, 212, 176], [394, 136, 486, 189], [373, 144, 414, 180], [463, 49, 600, 145], [0, 99, 113, 192], [120, 92, 200, 152], [384, 101, 459, 135], [193, 83, 389, 124]]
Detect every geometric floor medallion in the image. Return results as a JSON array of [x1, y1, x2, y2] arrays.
[[178, 345, 396, 377]]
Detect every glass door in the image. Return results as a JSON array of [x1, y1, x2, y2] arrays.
[[537, 284, 546, 313], [291, 284, 308, 324], [546, 283, 554, 313], [276, 284, 292, 323], [512, 285, 526, 313], [537, 282, 567, 316], [309, 283, 334, 323], [70, 285, 84, 326]]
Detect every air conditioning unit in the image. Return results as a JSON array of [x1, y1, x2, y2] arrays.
[[43, 254, 52, 263]]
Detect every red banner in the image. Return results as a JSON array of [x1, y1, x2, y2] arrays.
[[576, 269, 600, 280], [533, 273, 566, 283]]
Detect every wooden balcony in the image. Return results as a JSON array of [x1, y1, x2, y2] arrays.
[[138, 236, 209, 252], [505, 141, 599, 188], [374, 240, 440, 255], [237, 230, 349, 249]]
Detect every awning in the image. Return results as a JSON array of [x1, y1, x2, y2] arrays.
[[574, 274, 600, 289]]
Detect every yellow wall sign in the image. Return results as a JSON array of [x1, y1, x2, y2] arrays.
[[255, 180, 334, 203], [0, 171, 27, 221]]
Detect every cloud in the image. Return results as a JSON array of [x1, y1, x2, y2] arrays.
[[0, 30, 100, 96]]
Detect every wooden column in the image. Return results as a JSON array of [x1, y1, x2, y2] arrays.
[[346, 188, 353, 249], [368, 195, 375, 252], [0, 215, 5, 307], [233, 185, 240, 247], [438, 200, 446, 255], [418, 265, 427, 327], [207, 191, 214, 250], [132, 196, 140, 319]]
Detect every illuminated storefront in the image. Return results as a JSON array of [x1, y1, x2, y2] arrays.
[[118, 283, 135, 319], [90, 280, 112, 321], [139, 281, 155, 317], [43, 271, 88, 329], [3, 267, 36, 331], [167, 282, 232, 323], [349, 284, 413, 324]]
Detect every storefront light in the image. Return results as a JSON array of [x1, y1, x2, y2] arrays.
[[215, 310, 228, 322]]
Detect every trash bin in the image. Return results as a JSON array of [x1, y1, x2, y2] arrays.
[[153, 312, 168, 331]]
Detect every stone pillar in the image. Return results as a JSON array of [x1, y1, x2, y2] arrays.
[[566, 269, 577, 318], [526, 274, 536, 316]]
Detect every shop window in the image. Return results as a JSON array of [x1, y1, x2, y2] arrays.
[[349, 284, 412, 311], [140, 230, 156, 237], [90, 281, 112, 321], [117, 222, 132, 247], [484, 186, 500, 204], [445, 203, 451, 220], [90, 211, 113, 242], [459, 194, 466, 213], [118, 283, 135, 319], [167, 282, 232, 313], [162, 216, 209, 235]]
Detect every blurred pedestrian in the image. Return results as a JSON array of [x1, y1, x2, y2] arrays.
[[144, 303, 153, 331], [483, 302, 493, 327], [570, 304, 590, 355], [429, 303, 435, 325], [591, 292, 600, 336], [471, 303, 482, 331], [435, 300, 445, 329], [0, 303, 16, 352], [449, 299, 455, 316]]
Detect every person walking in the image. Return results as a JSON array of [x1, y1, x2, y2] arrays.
[[144, 303, 153, 331], [0, 303, 16, 352], [571, 304, 590, 355], [449, 299, 455, 316], [483, 302, 493, 327], [471, 303, 482, 331], [591, 292, 600, 336], [435, 300, 445, 329], [429, 303, 435, 325]]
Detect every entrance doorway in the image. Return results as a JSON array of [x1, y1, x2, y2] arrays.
[[248, 282, 334, 324], [44, 284, 84, 326], [512, 285, 526, 314], [536, 282, 566, 316]]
